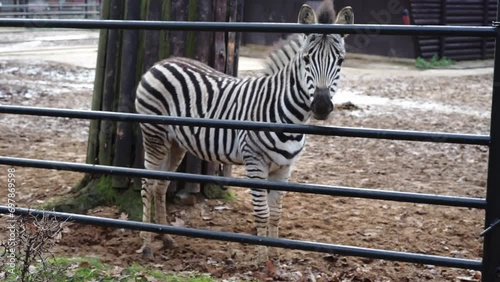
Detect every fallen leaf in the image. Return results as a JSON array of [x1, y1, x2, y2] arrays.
[[456, 277, 478, 282], [119, 212, 128, 220], [206, 266, 223, 277], [78, 261, 92, 268], [173, 264, 183, 271], [253, 271, 267, 281], [290, 271, 303, 281], [110, 266, 124, 276], [323, 254, 338, 263], [473, 272, 482, 280], [265, 260, 276, 277], [306, 270, 317, 282], [65, 271, 75, 278], [54, 231, 63, 243], [146, 276, 159, 282], [171, 217, 185, 227], [214, 205, 232, 211], [61, 222, 72, 233]]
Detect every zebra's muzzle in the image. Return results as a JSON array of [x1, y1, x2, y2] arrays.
[[310, 88, 334, 120]]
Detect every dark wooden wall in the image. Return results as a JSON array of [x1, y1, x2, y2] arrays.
[[242, 0, 497, 61], [410, 0, 497, 60], [242, 0, 416, 58], [242, 0, 303, 45], [336, 0, 415, 58]]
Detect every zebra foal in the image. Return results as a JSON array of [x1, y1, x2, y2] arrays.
[[135, 0, 354, 260]]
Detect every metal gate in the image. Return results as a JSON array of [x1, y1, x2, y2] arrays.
[[0, 0, 101, 19], [0, 13, 499, 282]]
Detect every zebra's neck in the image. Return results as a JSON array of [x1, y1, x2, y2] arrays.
[[264, 56, 311, 125]]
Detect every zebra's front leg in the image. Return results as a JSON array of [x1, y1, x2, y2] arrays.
[[245, 159, 270, 262], [267, 166, 291, 257], [250, 188, 270, 262]]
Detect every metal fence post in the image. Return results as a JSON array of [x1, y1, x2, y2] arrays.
[[482, 5, 500, 281]]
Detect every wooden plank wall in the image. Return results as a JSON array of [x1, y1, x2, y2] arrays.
[[410, 0, 497, 60]]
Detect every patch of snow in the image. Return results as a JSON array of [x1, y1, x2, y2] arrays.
[[334, 89, 490, 118]]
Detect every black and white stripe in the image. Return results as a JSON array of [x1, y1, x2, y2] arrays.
[[135, 1, 353, 260]]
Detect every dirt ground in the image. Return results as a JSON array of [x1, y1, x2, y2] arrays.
[[0, 32, 493, 281]]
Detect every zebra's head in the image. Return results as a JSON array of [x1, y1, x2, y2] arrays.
[[297, 2, 354, 120]]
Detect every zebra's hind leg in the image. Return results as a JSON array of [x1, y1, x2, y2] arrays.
[[138, 137, 169, 258], [267, 166, 291, 258], [154, 142, 186, 249], [138, 176, 154, 257]]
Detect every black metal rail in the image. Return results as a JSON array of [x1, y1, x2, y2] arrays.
[[0, 156, 486, 209], [0, 13, 498, 281], [483, 3, 500, 280], [0, 19, 496, 37], [0, 206, 482, 271], [0, 105, 490, 146]]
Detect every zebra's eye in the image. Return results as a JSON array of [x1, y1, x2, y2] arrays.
[[338, 58, 344, 66], [303, 54, 310, 65]]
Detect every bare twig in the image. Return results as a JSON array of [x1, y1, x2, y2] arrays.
[[3, 211, 69, 282]]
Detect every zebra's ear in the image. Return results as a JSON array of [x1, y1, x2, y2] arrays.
[[298, 4, 318, 24], [335, 6, 354, 37]]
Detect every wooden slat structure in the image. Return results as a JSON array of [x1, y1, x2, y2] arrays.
[[410, 0, 497, 60], [242, 0, 496, 61]]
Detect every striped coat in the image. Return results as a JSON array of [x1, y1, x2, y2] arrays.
[[135, 1, 354, 261]]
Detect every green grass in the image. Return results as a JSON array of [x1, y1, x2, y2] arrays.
[[415, 55, 455, 69], [203, 184, 237, 202], [4, 257, 219, 282], [220, 188, 237, 202], [42, 175, 143, 221]]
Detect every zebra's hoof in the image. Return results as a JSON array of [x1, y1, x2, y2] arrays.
[[161, 234, 176, 249], [269, 248, 281, 258], [174, 192, 197, 206], [257, 246, 269, 263], [141, 246, 154, 260]]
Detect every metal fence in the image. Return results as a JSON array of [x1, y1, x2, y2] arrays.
[[0, 17, 499, 281], [0, 1, 100, 19]]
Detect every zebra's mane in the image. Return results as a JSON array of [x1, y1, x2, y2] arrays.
[[317, 0, 336, 24], [262, 34, 305, 76], [261, 0, 336, 75]]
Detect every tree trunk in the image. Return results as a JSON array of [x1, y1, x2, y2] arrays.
[[219, 0, 244, 178], [86, 0, 110, 165], [112, 0, 141, 188], [47, 0, 243, 219]]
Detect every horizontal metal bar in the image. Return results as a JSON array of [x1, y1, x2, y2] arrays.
[[0, 4, 100, 8], [0, 206, 482, 270], [0, 11, 100, 16], [0, 19, 495, 37], [0, 156, 486, 209], [0, 105, 490, 145]]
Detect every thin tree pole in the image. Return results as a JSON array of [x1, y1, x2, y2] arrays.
[[86, 0, 110, 165], [176, 0, 203, 199], [112, 0, 141, 188], [98, 0, 123, 166], [142, 0, 162, 73]]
